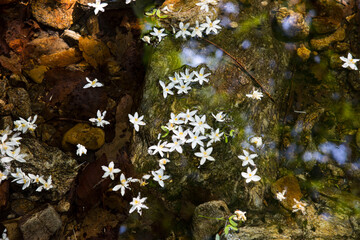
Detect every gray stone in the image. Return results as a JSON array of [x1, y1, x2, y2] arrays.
[[7, 88, 32, 119], [19, 204, 62, 240], [192, 200, 230, 240]]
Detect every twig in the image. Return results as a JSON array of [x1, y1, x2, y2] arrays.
[[201, 38, 275, 103]]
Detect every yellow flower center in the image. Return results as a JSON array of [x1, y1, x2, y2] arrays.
[[158, 175, 162, 179], [194, 136, 197, 139], [109, 167, 113, 172], [199, 73, 203, 76], [135, 200, 139, 204], [165, 88, 169, 91], [121, 179, 126, 183], [91, 81, 96, 85], [199, 122, 202, 125]]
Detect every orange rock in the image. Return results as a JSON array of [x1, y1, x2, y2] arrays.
[[39, 48, 82, 68], [78, 36, 111, 69]]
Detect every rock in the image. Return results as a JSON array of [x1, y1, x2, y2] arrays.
[[39, 48, 83, 68], [19, 204, 62, 240], [62, 123, 105, 150], [78, 36, 111, 69], [2, 221, 22, 240], [271, 175, 302, 211], [11, 199, 35, 216], [310, 27, 346, 50], [0, 116, 13, 130], [12, 138, 78, 201], [31, 0, 77, 30], [0, 181, 9, 210], [24, 33, 69, 59], [274, 7, 310, 40], [86, 15, 100, 36], [192, 200, 230, 240], [312, 17, 340, 34], [25, 65, 48, 83], [296, 44, 311, 61], [60, 30, 81, 46], [7, 88, 32, 118], [56, 199, 71, 213], [327, 164, 344, 177]]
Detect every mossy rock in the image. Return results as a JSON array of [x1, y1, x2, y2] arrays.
[[62, 123, 105, 150], [271, 175, 303, 211]]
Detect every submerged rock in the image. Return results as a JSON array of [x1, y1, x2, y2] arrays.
[[271, 175, 302, 211], [7, 88, 32, 119], [310, 27, 346, 50], [192, 200, 230, 240], [274, 7, 310, 40], [25, 65, 48, 84], [78, 36, 111, 69], [62, 123, 105, 150]]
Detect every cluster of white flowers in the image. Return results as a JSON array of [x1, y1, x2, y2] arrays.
[[0, 120, 53, 192], [238, 137, 262, 183], [175, 17, 221, 40], [159, 67, 211, 99], [340, 53, 359, 70], [101, 161, 150, 215], [292, 198, 307, 215], [196, 0, 218, 12], [142, 27, 168, 44]]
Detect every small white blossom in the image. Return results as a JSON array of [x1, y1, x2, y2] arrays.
[[36, 176, 53, 192], [1, 147, 27, 163], [175, 22, 191, 39], [88, 0, 108, 15], [11, 168, 24, 181], [165, 122, 178, 132], [180, 69, 194, 83], [112, 173, 131, 196], [168, 72, 181, 84], [207, 128, 223, 147], [178, 109, 197, 124], [241, 167, 261, 183], [211, 112, 226, 122], [186, 131, 207, 149], [246, 89, 264, 100], [166, 136, 184, 153], [292, 198, 307, 215], [129, 192, 148, 215], [0, 135, 16, 155], [141, 35, 151, 44], [201, 16, 221, 35], [158, 158, 170, 170], [16, 174, 31, 190], [152, 168, 170, 187], [250, 137, 263, 148], [238, 150, 257, 167], [193, 67, 211, 85], [276, 189, 287, 201], [83, 77, 103, 88], [138, 174, 151, 186], [190, 115, 211, 135], [128, 112, 146, 132], [196, 0, 218, 12], [101, 161, 121, 180], [0, 127, 12, 136], [172, 126, 188, 141], [125, 0, 136, 4], [76, 144, 87, 156], [148, 140, 169, 157], [159, 80, 174, 99], [13, 115, 38, 133], [28, 174, 43, 184], [9, 132, 22, 146], [340, 53, 359, 70], [1, 228, 9, 240], [169, 113, 184, 125], [150, 27, 167, 42], [195, 147, 215, 166], [191, 21, 205, 38], [175, 80, 191, 94], [233, 210, 246, 221], [0, 169, 8, 184], [89, 110, 110, 128]]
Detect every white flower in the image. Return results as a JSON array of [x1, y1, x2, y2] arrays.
[[128, 112, 146, 132], [28, 174, 43, 184], [16, 174, 31, 190], [76, 144, 87, 156], [0, 170, 8, 184], [13, 115, 38, 133], [178, 109, 197, 124], [196, 0, 218, 12], [193, 67, 211, 85], [175, 80, 191, 94], [150, 27, 167, 42], [112, 173, 131, 196], [190, 115, 211, 135], [141, 35, 151, 44], [83, 77, 103, 88], [340, 53, 359, 70], [11, 168, 24, 181], [246, 89, 264, 100], [148, 140, 169, 157], [166, 136, 184, 153], [233, 210, 246, 221], [168, 72, 181, 84], [9, 132, 22, 146], [36, 176, 53, 191], [88, 0, 108, 15], [250, 137, 263, 148], [207, 128, 223, 147], [172, 126, 188, 141], [165, 122, 177, 132], [241, 167, 261, 183], [138, 174, 151, 186], [0, 135, 16, 155], [159, 158, 170, 170], [89, 110, 110, 128], [125, 0, 136, 4], [169, 113, 184, 125], [101, 161, 121, 180], [129, 192, 148, 215], [175, 22, 191, 39], [152, 168, 170, 187], [292, 198, 307, 215], [237, 150, 257, 167], [195, 147, 215, 166], [201, 16, 221, 35], [159, 81, 174, 99], [276, 189, 287, 201], [186, 131, 207, 149], [161, 5, 173, 13], [180, 69, 194, 83], [211, 112, 226, 122], [1, 228, 9, 240], [0, 127, 12, 136], [1, 147, 27, 163], [191, 21, 205, 38]]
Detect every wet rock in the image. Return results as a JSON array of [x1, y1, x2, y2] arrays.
[[296, 44, 311, 61], [192, 200, 230, 240], [78, 36, 111, 69], [7, 88, 32, 118], [31, 0, 77, 30], [39, 48, 83, 68], [327, 164, 344, 177], [9, 73, 29, 89], [274, 7, 310, 40], [24, 33, 69, 59], [0, 116, 13, 130], [12, 138, 78, 201], [25, 65, 48, 84], [62, 123, 105, 150], [2, 221, 22, 240], [11, 199, 35, 216], [60, 29, 81, 46], [312, 17, 340, 34], [0, 181, 9, 210], [271, 175, 302, 211], [310, 27, 346, 51], [0, 100, 14, 116], [56, 199, 71, 213], [19, 204, 62, 240]]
